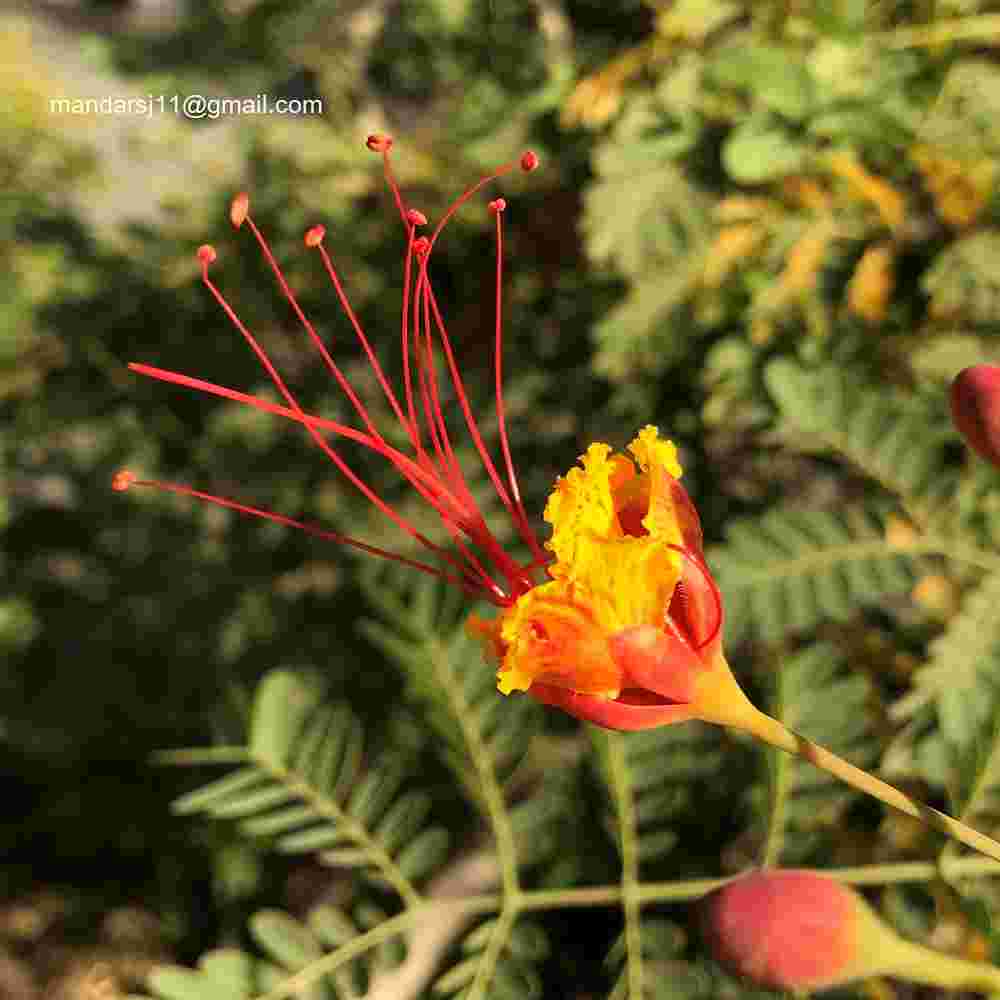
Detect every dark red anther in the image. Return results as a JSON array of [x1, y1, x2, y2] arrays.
[[406, 208, 427, 226], [489, 198, 506, 214], [196, 244, 217, 265], [366, 133, 393, 153], [112, 470, 136, 492], [520, 151, 539, 172], [412, 236, 431, 256]]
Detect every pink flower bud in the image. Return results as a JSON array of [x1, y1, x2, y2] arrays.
[[700, 870, 891, 991], [951, 365, 1000, 467]]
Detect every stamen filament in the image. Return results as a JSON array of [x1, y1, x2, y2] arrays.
[[125, 140, 545, 611], [490, 201, 547, 563], [127, 361, 507, 601], [117, 473, 472, 590], [308, 234, 415, 441], [241, 214, 383, 445], [195, 253, 500, 594]]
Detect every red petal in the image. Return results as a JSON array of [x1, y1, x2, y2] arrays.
[[529, 683, 698, 731], [668, 476, 704, 552], [667, 548, 723, 652], [609, 625, 700, 702]]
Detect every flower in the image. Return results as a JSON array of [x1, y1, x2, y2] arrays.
[[469, 426, 756, 731], [951, 364, 1000, 468], [116, 137, 751, 732]]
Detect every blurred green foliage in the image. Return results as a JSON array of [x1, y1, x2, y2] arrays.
[[10, 0, 1000, 997]]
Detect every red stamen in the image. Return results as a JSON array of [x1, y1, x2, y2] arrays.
[[126, 140, 547, 608], [368, 135, 408, 227], [240, 214, 384, 443], [489, 197, 546, 563], [192, 245, 495, 594], [306, 232, 414, 440], [118, 472, 477, 592]]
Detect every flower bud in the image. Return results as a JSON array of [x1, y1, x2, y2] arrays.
[[699, 870, 896, 992], [951, 365, 1000, 467]]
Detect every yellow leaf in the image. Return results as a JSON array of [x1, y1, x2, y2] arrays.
[[826, 152, 906, 233], [702, 223, 765, 288], [847, 241, 895, 324], [911, 143, 997, 229]]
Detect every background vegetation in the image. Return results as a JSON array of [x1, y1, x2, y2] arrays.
[[8, 0, 1000, 997]]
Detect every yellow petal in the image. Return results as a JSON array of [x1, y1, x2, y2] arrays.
[[484, 427, 689, 698]]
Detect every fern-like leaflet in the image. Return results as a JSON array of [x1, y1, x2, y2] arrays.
[[756, 643, 880, 866], [713, 505, 921, 644]]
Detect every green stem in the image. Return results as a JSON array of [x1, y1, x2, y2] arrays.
[[881, 935, 1000, 993], [738, 706, 1000, 864], [606, 733, 644, 999]]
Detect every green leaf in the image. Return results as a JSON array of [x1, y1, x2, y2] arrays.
[[593, 724, 723, 868], [708, 43, 816, 119], [887, 571, 1000, 835], [307, 904, 358, 948], [723, 117, 805, 183], [147, 967, 222, 1000], [396, 826, 449, 880], [197, 949, 254, 998], [240, 804, 315, 838], [584, 102, 712, 279], [759, 643, 880, 864], [249, 909, 321, 969], [171, 767, 265, 815], [250, 670, 322, 768], [714, 506, 919, 643], [275, 825, 344, 853], [922, 231, 1000, 326], [208, 785, 296, 820]]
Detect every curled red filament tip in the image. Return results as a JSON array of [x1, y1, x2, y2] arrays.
[[520, 151, 539, 172], [413, 235, 431, 256], [304, 224, 326, 248], [366, 133, 393, 153], [230, 192, 250, 229], [112, 469, 136, 492], [488, 198, 506, 215], [406, 208, 427, 226], [196, 244, 217, 265]]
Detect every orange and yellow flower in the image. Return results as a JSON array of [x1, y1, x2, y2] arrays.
[[116, 137, 750, 732], [469, 426, 737, 729]]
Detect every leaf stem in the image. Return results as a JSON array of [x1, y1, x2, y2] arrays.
[[737, 707, 1000, 864]]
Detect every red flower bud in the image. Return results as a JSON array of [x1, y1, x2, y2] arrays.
[[701, 870, 865, 991], [951, 365, 1000, 467]]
